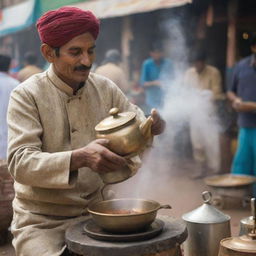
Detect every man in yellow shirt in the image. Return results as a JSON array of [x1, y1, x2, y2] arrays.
[[184, 52, 224, 178], [184, 52, 224, 100]]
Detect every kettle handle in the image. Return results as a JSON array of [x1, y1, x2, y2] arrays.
[[159, 204, 172, 210], [156, 204, 172, 212], [202, 191, 212, 204]]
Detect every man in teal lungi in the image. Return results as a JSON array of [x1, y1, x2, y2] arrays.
[[227, 34, 256, 193]]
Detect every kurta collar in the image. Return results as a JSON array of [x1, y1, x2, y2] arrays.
[[46, 64, 85, 96]]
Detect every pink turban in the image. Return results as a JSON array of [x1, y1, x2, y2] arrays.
[[36, 7, 100, 48]]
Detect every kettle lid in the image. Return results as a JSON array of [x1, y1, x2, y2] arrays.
[[220, 235, 256, 253], [95, 107, 136, 132], [182, 191, 230, 224]]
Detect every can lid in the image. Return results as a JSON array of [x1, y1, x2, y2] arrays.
[[241, 216, 254, 227], [182, 191, 230, 224]]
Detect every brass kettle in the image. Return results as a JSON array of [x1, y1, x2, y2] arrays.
[[95, 107, 153, 156], [218, 198, 256, 256], [94, 108, 153, 184]]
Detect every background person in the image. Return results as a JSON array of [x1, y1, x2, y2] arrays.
[[17, 51, 43, 82], [184, 51, 223, 178], [0, 54, 19, 159], [140, 42, 174, 115], [184, 51, 224, 100], [95, 49, 130, 94], [227, 34, 256, 193], [7, 7, 166, 256]]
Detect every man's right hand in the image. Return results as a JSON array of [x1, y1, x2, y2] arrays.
[[70, 139, 127, 173], [232, 97, 242, 109]]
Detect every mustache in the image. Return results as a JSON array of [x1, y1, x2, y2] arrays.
[[74, 65, 92, 71]]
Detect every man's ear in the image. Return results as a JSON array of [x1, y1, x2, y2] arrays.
[[41, 43, 56, 63]]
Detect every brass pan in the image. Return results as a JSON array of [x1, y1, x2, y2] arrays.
[[88, 198, 171, 233]]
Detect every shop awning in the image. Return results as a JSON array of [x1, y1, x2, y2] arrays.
[[0, 0, 87, 37], [72, 0, 192, 19], [0, 0, 192, 37], [0, 0, 39, 37], [39, 0, 89, 13]]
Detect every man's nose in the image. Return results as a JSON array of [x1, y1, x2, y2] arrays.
[[80, 53, 91, 66]]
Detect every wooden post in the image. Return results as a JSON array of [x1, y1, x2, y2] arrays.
[[121, 16, 133, 81], [226, 0, 238, 68]]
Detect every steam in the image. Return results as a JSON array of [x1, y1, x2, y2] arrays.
[[160, 17, 221, 173], [112, 17, 222, 203]]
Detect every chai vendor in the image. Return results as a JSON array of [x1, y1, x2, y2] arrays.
[[7, 6, 165, 256]]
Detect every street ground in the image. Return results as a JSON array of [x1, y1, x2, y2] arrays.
[[0, 150, 251, 255], [113, 154, 250, 237]]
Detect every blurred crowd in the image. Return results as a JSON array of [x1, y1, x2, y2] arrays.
[[1, 34, 256, 186]]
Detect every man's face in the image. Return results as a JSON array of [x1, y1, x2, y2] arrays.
[[150, 50, 164, 62], [50, 32, 96, 88], [194, 60, 206, 73]]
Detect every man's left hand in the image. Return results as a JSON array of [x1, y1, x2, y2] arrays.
[[150, 108, 166, 135], [233, 101, 256, 113]]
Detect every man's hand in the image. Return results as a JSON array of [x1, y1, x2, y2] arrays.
[[70, 139, 127, 173], [144, 80, 162, 87], [232, 97, 242, 110], [150, 108, 166, 135], [233, 100, 256, 112]]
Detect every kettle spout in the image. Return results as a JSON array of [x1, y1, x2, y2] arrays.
[[139, 116, 153, 139]]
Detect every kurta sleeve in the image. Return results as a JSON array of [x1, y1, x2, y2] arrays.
[[7, 87, 77, 189]]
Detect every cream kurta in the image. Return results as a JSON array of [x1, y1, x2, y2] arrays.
[[7, 65, 145, 256]]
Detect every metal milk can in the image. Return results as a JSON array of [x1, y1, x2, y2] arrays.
[[240, 216, 254, 236], [218, 198, 256, 256], [182, 191, 231, 256], [239, 198, 256, 235]]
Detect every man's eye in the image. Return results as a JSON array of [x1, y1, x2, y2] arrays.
[[88, 49, 95, 55], [70, 51, 80, 56]]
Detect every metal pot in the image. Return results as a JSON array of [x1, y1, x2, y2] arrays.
[[95, 107, 153, 156], [204, 174, 255, 209], [87, 198, 171, 233], [182, 191, 231, 256], [218, 198, 256, 256]]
